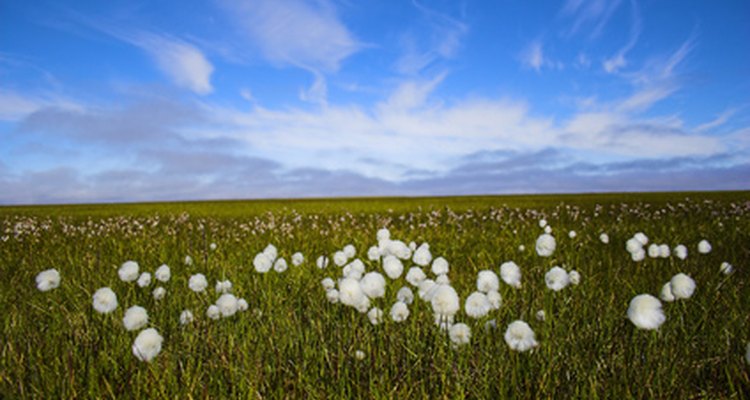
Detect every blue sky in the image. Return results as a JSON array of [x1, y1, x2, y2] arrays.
[[1, 0, 749, 204]]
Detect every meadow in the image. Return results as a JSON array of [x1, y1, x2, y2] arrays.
[[1, 191, 749, 399]]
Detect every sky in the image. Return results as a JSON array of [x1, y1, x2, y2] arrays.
[[1, 0, 749, 204]]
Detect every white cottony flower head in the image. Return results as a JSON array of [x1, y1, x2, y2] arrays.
[[367, 246, 381, 261], [92, 287, 118, 314], [188, 274, 208, 292], [338, 277, 367, 309], [237, 298, 249, 312], [545, 266, 570, 291], [360, 272, 386, 299], [355, 350, 366, 360], [321, 277, 336, 291], [342, 260, 365, 280], [568, 230, 577, 239], [431, 257, 449, 276], [206, 305, 220, 320], [215, 280, 232, 294], [698, 240, 712, 254], [184, 255, 193, 266], [487, 290, 502, 310], [152, 286, 166, 301], [263, 244, 278, 261], [465, 291, 491, 319], [670, 273, 696, 300], [216, 293, 239, 317], [599, 233, 610, 244], [518, 245, 525, 252], [634, 232, 649, 246], [376, 228, 391, 242], [631, 248, 646, 262], [388, 240, 412, 260], [291, 252, 304, 266], [647, 244, 660, 258], [273, 257, 288, 273], [535, 310, 546, 322], [383, 255, 404, 279], [412, 244, 432, 267], [367, 307, 383, 325], [390, 301, 410, 322], [535, 234, 556, 257], [658, 244, 670, 258], [504, 320, 538, 352], [396, 286, 414, 305], [123, 306, 149, 331], [660, 282, 675, 302], [626, 238, 643, 254], [406, 267, 427, 287], [568, 270, 581, 285], [326, 288, 340, 304], [333, 251, 348, 267], [449, 323, 471, 346], [253, 253, 273, 273], [343, 244, 356, 259], [674, 245, 688, 260], [155, 264, 171, 282], [409, 241, 417, 251], [132, 328, 163, 362], [35, 269, 60, 292], [500, 261, 522, 288], [316, 255, 329, 269], [118, 261, 140, 282], [477, 270, 500, 293], [355, 297, 371, 314], [431, 284, 460, 317], [544, 225, 552, 234], [418, 279, 437, 301], [627, 294, 665, 330], [137, 272, 152, 288], [720, 262, 734, 275], [539, 219, 547, 228], [179, 309, 194, 325], [435, 274, 450, 285], [210, 242, 217, 251]]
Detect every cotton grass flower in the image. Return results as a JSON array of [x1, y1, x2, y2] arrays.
[[535, 234, 556, 257], [35, 269, 60, 292], [631, 248, 646, 262], [377, 228, 390, 241], [535, 310, 546, 321], [487, 290, 502, 310], [568, 230, 577, 239], [720, 262, 734, 275], [634, 232, 649, 246], [132, 328, 163, 362], [599, 233, 610, 244], [465, 292, 491, 319], [273, 257, 288, 273], [367, 246, 381, 261], [342, 260, 365, 280], [669, 273, 696, 300], [388, 240, 412, 260], [504, 320, 538, 352], [518, 245, 525, 252], [184, 255, 193, 266], [137, 272, 152, 288], [477, 270, 500, 293], [179, 310, 194, 325], [215, 280, 232, 294], [118, 261, 139, 282], [431, 285, 460, 317], [660, 282, 675, 302], [539, 219, 547, 228], [435, 274, 450, 285], [263, 244, 278, 261], [152, 286, 166, 301], [626, 238, 643, 254], [647, 244, 660, 258], [321, 277, 336, 291], [333, 251, 348, 267], [698, 240, 712, 254], [206, 305, 220, 320], [360, 272, 386, 299], [343, 244, 356, 259], [210, 242, 217, 251], [390, 301, 410, 322], [545, 266, 570, 291], [544, 225, 552, 234], [291, 252, 304, 266], [316, 255, 329, 269], [367, 307, 383, 325], [123, 306, 148, 331], [658, 244, 670, 258], [237, 298, 249, 312], [412, 244, 432, 267], [627, 294, 665, 330], [355, 350, 366, 360], [253, 253, 273, 273], [338, 278, 367, 309], [431, 257, 449, 276], [674, 244, 688, 260], [449, 323, 471, 346], [418, 279, 437, 301], [188, 274, 208, 292], [216, 293, 239, 317], [406, 267, 427, 286], [568, 270, 581, 285], [500, 261, 522, 288], [396, 286, 414, 305], [383, 255, 404, 279], [155, 264, 171, 282], [92, 287, 118, 314], [326, 289, 340, 304]]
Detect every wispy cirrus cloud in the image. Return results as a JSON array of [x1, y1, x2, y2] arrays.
[[561, 0, 624, 39], [132, 33, 214, 95], [602, 0, 641, 73]]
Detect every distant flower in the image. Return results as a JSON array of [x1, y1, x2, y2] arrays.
[[367, 246, 381, 261], [355, 350, 366, 360], [188, 274, 208, 292], [674, 245, 688, 260], [184, 255, 193, 266], [658, 244, 670, 258], [431, 285, 460, 317], [504, 320, 538, 352], [669, 273, 696, 300], [360, 272, 386, 299], [626, 238, 643, 254], [477, 270, 500, 293], [568, 270, 581, 285], [435, 274, 450, 285], [367, 307, 383, 325], [376, 228, 391, 242], [118, 261, 139, 282], [273, 257, 288, 273], [431, 257, 450, 276], [35, 269, 60, 292], [343, 244, 356, 259], [152, 286, 166, 301], [539, 219, 547, 228], [343, 260, 365, 280], [659, 282, 675, 302], [132, 328, 163, 362], [123, 306, 148, 331], [253, 253, 273, 273], [631, 248, 646, 262], [518, 245, 525, 252], [535, 310, 546, 322], [321, 277, 336, 291], [209, 242, 217, 251], [487, 290, 502, 310], [500, 261, 522, 288], [237, 298, 249, 312], [316, 255, 329, 269], [388, 240, 412, 260], [698, 240, 712, 254], [179, 310, 193, 325], [535, 234, 556, 257], [155, 264, 171, 282], [263, 244, 278, 261], [568, 230, 577, 239], [418, 279, 437, 301], [339, 278, 367, 310], [544, 225, 552, 234], [333, 251, 348, 267], [647, 244, 660, 258], [634, 232, 649, 246], [599, 233, 610, 244], [326, 289, 339, 304], [396, 286, 414, 305], [409, 241, 417, 251], [412, 244, 432, 267], [92, 287, 118, 314], [720, 262, 734, 275], [449, 323, 471, 346], [206, 305, 220, 320], [627, 294, 665, 330], [390, 301, 410, 322], [465, 292, 491, 319], [545, 266, 570, 291], [383, 255, 404, 279], [137, 272, 152, 288], [216, 293, 239, 317], [406, 267, 427, 286], [215, 280, 232, 294], [291, 252, 304, 266]]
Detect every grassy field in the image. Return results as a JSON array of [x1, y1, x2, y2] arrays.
[[2, 191, 749, 398]]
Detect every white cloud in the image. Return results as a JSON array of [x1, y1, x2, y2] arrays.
[[0, 89, 82, 121], [520, 41, 545, 72], [561, 0, 624, 38], [134, 34, 214, 95], [694, 108, 737, 132]]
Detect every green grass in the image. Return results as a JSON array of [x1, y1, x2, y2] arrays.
[[1, 192, 749, 398]]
